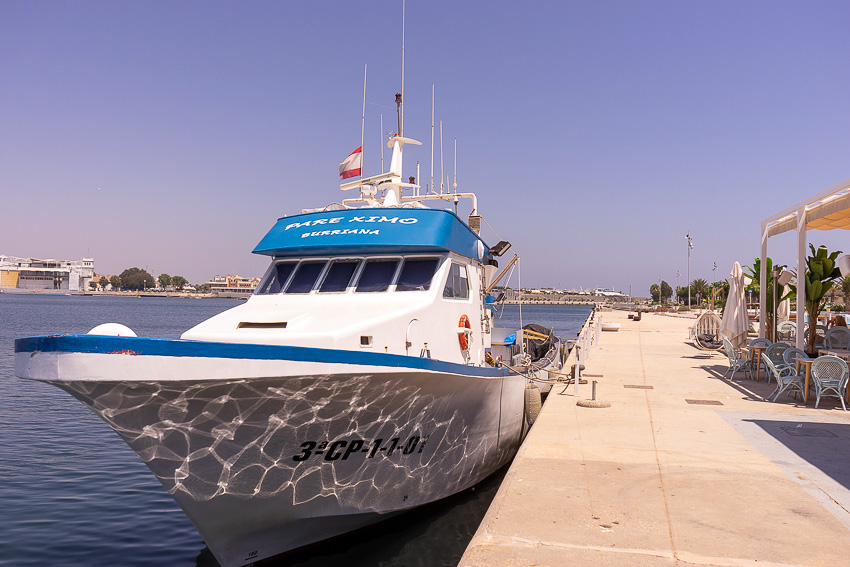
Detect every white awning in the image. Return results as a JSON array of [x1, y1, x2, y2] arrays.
[[765, 178, 850, 237], [760, 176, 850, 348]]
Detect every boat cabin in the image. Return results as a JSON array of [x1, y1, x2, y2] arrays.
[[182, 207, 499, 366]]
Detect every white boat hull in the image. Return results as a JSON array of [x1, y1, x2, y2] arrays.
[[16, 336, 524, 566]]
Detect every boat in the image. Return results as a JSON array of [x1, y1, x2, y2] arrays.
[[14, 123, 563, 565]]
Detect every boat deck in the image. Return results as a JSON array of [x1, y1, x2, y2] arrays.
[[461, 310, 850, 567]]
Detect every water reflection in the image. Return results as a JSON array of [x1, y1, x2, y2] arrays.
[[195, 466, 507, 567]]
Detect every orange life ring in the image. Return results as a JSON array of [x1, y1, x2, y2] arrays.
[[458, 314, 471, 350]]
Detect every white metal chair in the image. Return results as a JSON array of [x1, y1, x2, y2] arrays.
[[825, 326, 850, 350], [762, 352, 804, 402], [782, 347, 809, 367], [722, 338, 752, 380], [762, 342, 791, 384], [776, 321, 796, 343], [809, 355, 849, 410]]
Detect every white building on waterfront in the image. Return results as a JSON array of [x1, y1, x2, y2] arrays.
[[206, 274, 260, 298], [0, 255, 95, 291]]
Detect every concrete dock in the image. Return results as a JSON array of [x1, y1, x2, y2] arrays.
[[461, 310, 850, 567]]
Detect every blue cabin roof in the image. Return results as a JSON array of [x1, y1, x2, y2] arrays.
[[253, 208, 491, 260]]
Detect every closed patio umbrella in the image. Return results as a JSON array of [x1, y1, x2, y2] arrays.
[[777, 284, 790, 323], [721, 261, 749, 349]]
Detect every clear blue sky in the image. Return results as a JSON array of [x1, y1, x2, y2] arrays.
[[2, 1, 849, 294]]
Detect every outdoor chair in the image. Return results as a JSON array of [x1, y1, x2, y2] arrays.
[[782, 347, 809, 367], [747, 338, 772, 376], [809, 355, 849, 410], [825, 326, 850, 350], [783, 347, 811, 398], [692, 311, 722, 351], [722, 338, 752, 380], [762, 342, 791, 383], [762, 351, 804, 402], [776, 321, 796, 343]]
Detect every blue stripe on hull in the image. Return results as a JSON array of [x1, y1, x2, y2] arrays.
[[15, 335, 508, 378]]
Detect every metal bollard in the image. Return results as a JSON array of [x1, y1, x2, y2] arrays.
[[592, 380, 597, 401], [574, 345, 581, 396]]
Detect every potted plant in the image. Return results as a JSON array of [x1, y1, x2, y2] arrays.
[[791, 244, 843, 356]]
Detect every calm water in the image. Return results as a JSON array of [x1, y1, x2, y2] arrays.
[[0, 295, 591, 566]]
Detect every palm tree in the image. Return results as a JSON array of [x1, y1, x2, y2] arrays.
[[691, 278, 710, 305]]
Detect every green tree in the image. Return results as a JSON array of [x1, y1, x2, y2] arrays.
[[690, 279, 710, 304], [98, 276, 109, 289], [120, 267, 155, 291], [158, 273, 172, 288], [171, 275, 188, 291], [650, 283, 660, 303], [109, 275, 121, 290], [89, 280, 98, 290], [660, 280, 673, 303]]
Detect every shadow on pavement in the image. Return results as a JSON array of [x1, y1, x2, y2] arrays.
[[745, 419, 850, 491]]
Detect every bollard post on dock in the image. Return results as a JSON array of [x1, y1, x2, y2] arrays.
[[574, 344, 581, 396]]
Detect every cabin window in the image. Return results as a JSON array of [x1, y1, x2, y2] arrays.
[[355, 259, 399, 292], [284, 261, 327, 294], [443, 262, 469, 299], [396, 258, 439, 291], [256, 262, 297, 294], [319, 260, 361, 293]]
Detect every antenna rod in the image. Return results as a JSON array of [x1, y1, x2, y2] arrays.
[[360, 63, 367, 178], [430, 84, 434, 196], [453, 138, 457, 193], [439, 120, 444, 194], [400, 0, 405, 136], [380, 113, 384, 173], [395, 93, 402, 136]]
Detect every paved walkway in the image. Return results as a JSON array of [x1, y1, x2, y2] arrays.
[[460, 311, 850, 567]]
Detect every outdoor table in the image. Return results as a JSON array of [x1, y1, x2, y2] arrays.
[[749, 347, 767, 381], [818, 348, 850, 360], [796, 359, 815, 404]]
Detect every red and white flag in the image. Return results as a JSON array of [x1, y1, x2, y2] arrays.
[[339, 146, 362, 180]]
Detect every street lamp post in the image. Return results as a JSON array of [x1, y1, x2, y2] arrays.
[[686, 233, 694, 308], [676, 270, 680, 304], [712, 261, 717, 310], [659, 276, 663, 306]]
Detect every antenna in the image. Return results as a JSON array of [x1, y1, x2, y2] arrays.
[[453, 138, 457, 193], [430, 84, 434, 196], [395, 93, 402, 136], [380, 113, 384, 173], [439, 120, 444, 194], [360, 63, 367, 178], [400, 0, 405, 136]]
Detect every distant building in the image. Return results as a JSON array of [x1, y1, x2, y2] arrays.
[[0, 255, 94, 291], [206, 274, 260, 298]]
